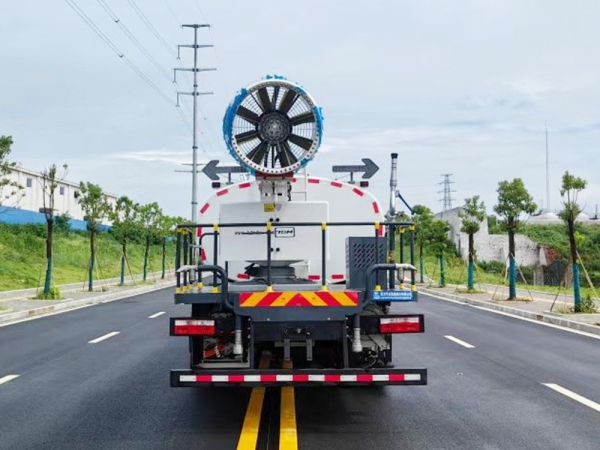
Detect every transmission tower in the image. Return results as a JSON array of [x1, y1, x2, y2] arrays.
[[439, 174, 456, 212], [174, 24, 216, 223]]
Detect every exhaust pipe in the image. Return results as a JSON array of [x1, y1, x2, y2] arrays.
[[388, 153, 398, 217]]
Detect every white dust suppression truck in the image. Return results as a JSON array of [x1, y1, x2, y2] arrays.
[[170, 77, 427, 387]]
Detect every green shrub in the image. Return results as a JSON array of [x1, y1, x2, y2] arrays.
[[580, 293, 598, 314], [34, 286, 61, 300]]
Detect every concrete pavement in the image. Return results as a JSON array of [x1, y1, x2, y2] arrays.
[[420, 282, 600, 336]]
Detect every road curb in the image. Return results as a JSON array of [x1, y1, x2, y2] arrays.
[[420, 287, 600, 336], [0, 281, 174, 325]]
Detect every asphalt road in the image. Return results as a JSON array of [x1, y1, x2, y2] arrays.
[[1, 288, 599, 450]]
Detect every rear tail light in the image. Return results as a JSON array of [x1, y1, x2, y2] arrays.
[[173, 319, 215, 336], [380, 316, 422, 334]]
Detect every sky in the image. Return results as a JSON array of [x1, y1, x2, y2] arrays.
[[1, 1, 599, 219]]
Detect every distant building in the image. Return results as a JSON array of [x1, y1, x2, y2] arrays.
[[526, 209, 599, 225], [0, 166, 117, 229], [435, 207, 548, 267]]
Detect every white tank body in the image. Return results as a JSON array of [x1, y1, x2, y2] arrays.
[[197, 175, 384, 283]]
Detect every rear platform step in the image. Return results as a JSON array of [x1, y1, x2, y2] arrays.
[[171, 368, 427, 387]]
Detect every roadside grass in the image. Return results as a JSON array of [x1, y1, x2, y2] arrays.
[[0, 224, 175, 292], [419, 254, 599, 300]]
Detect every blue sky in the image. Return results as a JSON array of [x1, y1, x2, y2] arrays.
[[1, 1, 599, 218]]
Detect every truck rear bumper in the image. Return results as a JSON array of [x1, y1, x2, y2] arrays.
[[170, 368, 427, 387]]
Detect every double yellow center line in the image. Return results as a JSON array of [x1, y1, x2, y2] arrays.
[[236, 355, 298, 450], [280, 361, 298, 450]]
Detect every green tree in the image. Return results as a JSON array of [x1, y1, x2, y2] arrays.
[[459, 195, 486, 291], [559, 171, 587, 312], [40, 164, 68, 297], [494, 178, 537, 300], [412, 205, 434, 283], [0, 136, 23, 211], [110, 196, 139, 286], [78, 182, 111, 291], [137, 202, 162, 281], [157, 215, 182, 279], [429, 219, 451, 287]]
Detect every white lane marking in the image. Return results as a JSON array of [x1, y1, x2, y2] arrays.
[[543, 383, 600, 413], [148, 311, 165, 319], [424, 292, 600, 341], [88, 331, 120, 344], [444, 335, 475, 349], [0, 375, 19, 386]]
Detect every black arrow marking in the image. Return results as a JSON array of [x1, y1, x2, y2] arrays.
[[331, 158, 379, 179], [202, 160, 246, 181]]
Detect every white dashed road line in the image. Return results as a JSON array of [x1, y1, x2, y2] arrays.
[[444, 335, 475, 349], [148, 311, 165, 319], [88, 331, 120, 344], [0, 375, 20, 386], [543, 383, 600, 413]]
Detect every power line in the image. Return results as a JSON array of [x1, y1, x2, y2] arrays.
[[65, 0, 122, 57], [65, 0, 174, 106], [192, 0, 207, 20], [96, 0, 173, 82], [125, 0, 177, 58], [162, 0, 182, 26]]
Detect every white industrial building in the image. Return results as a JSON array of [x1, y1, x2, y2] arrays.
[[2, 165, 117, 226]]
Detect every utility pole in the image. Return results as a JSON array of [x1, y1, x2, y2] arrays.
[[174, 24, 216, 223], [545, 121, 550, 212], [439, 174, 456, 215]]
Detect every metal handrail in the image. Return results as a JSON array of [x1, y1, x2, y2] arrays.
[[177, 221, 415, 229], [175, 221, 417, 292]]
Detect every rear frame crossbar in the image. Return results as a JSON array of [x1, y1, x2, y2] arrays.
[[171, 368, 427, 387]]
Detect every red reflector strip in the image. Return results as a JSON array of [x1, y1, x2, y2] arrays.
[[308, 275, 320, 281], [237, 273, 250, 280], [201, 248, 207, 261], [352, 188, 364, 196], [239, 182, 252, 189], [216, 189, 228, 197], [380, 317, 422, 333], [200, 203, 210, 214], [308, 178, 320, 184], [388, 374, 407, 381], [173, 319, 215, 335], [181, 373, 421, 383], [331, 274, 344, 280], [372, 202, 380, 213], [330, 181, 343, 187]]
